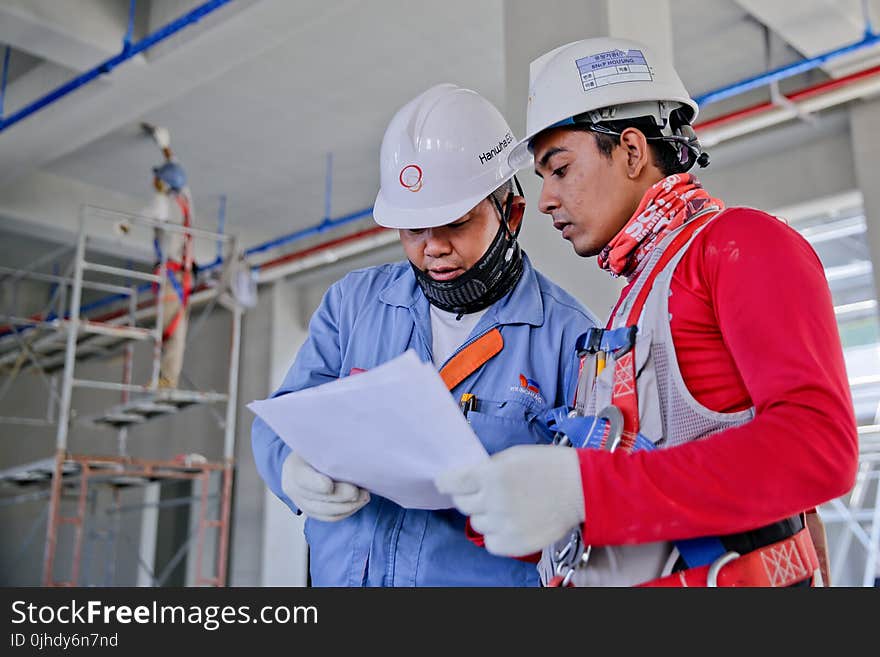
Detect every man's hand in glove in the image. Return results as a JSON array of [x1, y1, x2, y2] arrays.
[[282, 452, 370, 522], [435, 445, 584, 557]]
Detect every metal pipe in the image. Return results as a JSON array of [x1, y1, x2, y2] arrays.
[[72, 379, 156, 394], [43, 213, 87, 586], [695, 64, 880, 147], [55, 216, 86, 453], [194, 473, 209, 585], [697, 63, 880, 131], [694, 30, 880, 107], [85, 205, 232, 241], [78, 320, 155, 341], [40, 451, 67, 592], [223, 290, 241, 461], [256, 226, 397, 285], [216, 195, 226, 262], [216, 464, 233, 586], [243, 206, 374, 258], [325, 153, 333, 220], [123, 0, 137, 54], [118, 286, 136, 458], [151, 249, 168, 389], [0, 0, 234, 133], [69, 464, 91, 586], [255, 225, 388, 270], [0, 416, 53, 427], [79, 285, 152, 316], [0, 243, 73, 285], [82, 261, 160, 283], [0, 267, 135, 296], [0, 46, 10, 119], [864, 470, 880, 587], [0, 315, 61, 331]]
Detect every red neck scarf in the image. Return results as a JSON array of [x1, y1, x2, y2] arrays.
[[597, 173, 724, 278]]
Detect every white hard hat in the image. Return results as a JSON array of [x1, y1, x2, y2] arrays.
[[373, 83, 517, 230], [509, 37, 699, 169]]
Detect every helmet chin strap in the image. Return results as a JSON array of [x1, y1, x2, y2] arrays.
[[411, 176, 526, 318], [572, 105, 710, 171]]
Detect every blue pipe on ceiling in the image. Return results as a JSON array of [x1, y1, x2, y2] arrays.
[[0, 0, 234, 133], [694, 29, 880, 107], [0, 46, 11, 118], [27, 4, 880, 319], [241, 206, 375, 262]]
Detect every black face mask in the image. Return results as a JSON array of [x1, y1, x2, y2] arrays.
[[411, 177, 525, 317]]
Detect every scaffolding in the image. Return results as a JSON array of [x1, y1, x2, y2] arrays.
[[820, 424, 880, 587], [0, 205, 243, 586]]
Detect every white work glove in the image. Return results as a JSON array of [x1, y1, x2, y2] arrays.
[[281, 452, 370, 522], [435, 445, 585, 557]]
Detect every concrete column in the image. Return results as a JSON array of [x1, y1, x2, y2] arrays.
[[607, 1, 672, 65], [502, 0, 671, 320], [848, 96, 880, 587], [136, 483, 160, 587], [850, 97, 880, 305], [258, 279, 309, 586]]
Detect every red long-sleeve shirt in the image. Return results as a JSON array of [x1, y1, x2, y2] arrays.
[[578, 208, 859, 547]]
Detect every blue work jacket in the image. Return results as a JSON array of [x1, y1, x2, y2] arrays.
[[252, 254, 596, 586]]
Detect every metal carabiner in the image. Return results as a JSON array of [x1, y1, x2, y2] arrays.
[[706, 551, 740, 587], [550, 407, 624, 587], [596, 405, 624, 451]]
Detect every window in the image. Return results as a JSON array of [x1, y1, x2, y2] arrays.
[[779, 191, 880, 426]]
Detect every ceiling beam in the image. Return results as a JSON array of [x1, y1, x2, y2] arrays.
[[735, 0, 880, 77], [0, 0, 136, 72]]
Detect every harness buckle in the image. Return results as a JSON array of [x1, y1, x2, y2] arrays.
[[610, 325, 638, 358], [706, 551, 740, 587]]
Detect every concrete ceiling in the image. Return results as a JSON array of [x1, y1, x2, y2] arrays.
[[0, 0, 507, 252], [0, 0, 877, 256]]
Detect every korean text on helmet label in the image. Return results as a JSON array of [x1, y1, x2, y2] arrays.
[[575, 49, 653, 91]]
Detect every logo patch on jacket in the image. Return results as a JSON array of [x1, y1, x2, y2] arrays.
[[511, 374, 544, 404], [519, 374, 540, 393]]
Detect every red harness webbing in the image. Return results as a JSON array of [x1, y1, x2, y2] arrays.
[[605, 210, 720, 451], [637, 528, 818, 587], [154, 193, 194, 341]]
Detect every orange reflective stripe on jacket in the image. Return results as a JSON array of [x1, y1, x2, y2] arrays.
[[439, 328, 503, 391]]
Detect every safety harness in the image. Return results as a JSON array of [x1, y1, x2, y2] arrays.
[[544, 208, 819, 588], [152, 192, 195, 341]]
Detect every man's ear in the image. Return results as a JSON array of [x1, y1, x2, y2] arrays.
[[507, 196, 526, 232], [618, 127, 651, 179]]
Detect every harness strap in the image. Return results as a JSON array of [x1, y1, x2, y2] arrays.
[[153, 260, 194, 340], [152, 191, 195, 342], [614, 209, 723, 329], [439, 328, 504, 391], [637, 528, 819, 587], [175, 193, 194, 274], [550, 209, 814, 586], [610, 209, 720, 450]]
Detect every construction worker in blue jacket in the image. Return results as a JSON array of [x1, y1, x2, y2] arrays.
[[251, 83, 598, 586]]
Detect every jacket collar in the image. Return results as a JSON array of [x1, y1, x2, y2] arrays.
[[379, 253, 544, 328]]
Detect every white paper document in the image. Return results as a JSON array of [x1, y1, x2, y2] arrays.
[[247, 350, 488, 509]]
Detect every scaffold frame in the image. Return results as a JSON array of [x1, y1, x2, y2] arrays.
[[0, 204, 244, 587]]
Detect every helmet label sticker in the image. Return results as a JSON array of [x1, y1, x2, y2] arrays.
[[575, 49, 652, 91]]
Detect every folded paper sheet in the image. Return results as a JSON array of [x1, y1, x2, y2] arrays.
[[248, 350, 488, 509]]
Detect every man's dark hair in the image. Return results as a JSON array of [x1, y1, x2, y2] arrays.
[[489, 179, 514, 210], [571, 119, 688, 176]]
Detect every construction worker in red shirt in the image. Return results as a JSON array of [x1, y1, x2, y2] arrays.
[[436, 37, 858, 587]]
